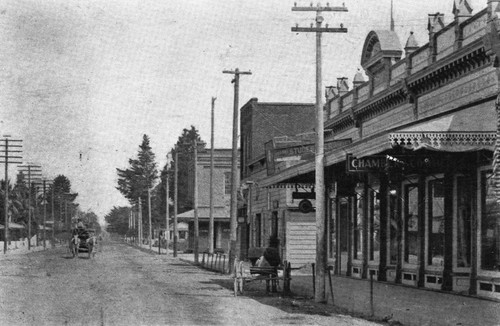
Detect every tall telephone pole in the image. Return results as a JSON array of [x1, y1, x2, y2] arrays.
[[209, 96, 216, 254], [173, 148, 179, 257], [223, 68, 251, 268], [291, 2, 347, 303], [193, 138, 199, 263], [164, 155, 170, 255], [18, 163, 42, 251], [39, 178, 53, 250], [0, 136, 23, 254]]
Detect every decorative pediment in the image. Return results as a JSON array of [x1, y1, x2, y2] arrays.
[[361, 30, 402, 75]]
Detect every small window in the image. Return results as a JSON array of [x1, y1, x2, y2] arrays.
[[224, 172, 232, 195]]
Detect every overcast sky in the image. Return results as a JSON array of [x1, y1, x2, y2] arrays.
[[0, 0, 486, 220]]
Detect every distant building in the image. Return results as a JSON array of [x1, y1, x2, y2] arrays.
[[178, 148, 239, 253]]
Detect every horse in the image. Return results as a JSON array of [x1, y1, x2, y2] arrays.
[[69, 234, 80, 258], [86, 236, 97, 259]]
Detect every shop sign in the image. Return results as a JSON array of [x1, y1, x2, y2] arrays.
[[346, 154, 386, 172], [346, 153, 465, 173]]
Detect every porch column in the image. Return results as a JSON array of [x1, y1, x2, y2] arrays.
[[395, 182, 403, 284], [347, 196, 353, 276], [442, 170, 454, 291], [378, 173, 388, 281], [417, 175, 426, 287], [362, 178, 369, 279], [469, 154, 479, 295], [335, 197, 341, 275]]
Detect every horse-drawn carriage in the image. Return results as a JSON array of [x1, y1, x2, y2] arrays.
[[69, 226, 97, 258]]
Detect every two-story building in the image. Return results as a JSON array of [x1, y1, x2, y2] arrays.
[[178, 148, 238, 253], [240, 99, 323, 267], [246, 0, 500, 300]]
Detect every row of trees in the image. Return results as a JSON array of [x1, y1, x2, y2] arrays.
[[1, 173, 101, 240], [112, 127, 205, 237]]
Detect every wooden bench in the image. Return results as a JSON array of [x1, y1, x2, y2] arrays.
[[233, 260, 291, 297]]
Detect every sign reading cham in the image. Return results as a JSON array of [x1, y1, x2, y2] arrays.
[[346, 153, 466, 173], [346, 154, 387, 172]]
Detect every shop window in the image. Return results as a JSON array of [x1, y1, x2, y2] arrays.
[[179, 231, 187, 240], [271, 211, 278, 240], [480, 171, 500, 271], [339, 198, 349, 253], [224, 172, 231, 194], [354, 192, 363, 260], [369, 188, 380, 261], [404, 183, 419, 264], [428, 178, 445, 266], [456, 176, 471, 268]]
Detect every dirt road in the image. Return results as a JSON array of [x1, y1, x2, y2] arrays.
[[0, 239, 383, 325]]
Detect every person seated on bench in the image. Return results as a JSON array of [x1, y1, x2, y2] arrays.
[[256, 237, 280, 267]]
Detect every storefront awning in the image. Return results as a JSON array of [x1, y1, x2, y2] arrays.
[[389, 102, 496, 152], [177, 207, 230, 221]]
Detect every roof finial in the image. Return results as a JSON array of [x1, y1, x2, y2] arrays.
[[390, 0, 395, 32]]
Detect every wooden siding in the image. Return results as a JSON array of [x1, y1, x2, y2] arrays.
[[286, 221, 316, 268]]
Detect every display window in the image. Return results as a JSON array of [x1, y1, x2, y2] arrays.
[[454, 175, 472, 270], [426, 176, 445, 268], [369, 186, 380, 262], [354, 187, 363, 261], [388, 184, 399, 266], [403, 180, 419, 265], [479, 169, 500, 272]]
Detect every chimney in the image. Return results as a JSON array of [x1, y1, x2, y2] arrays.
[[337, 77, 349, 96], [453, 0, 473, 23], [325, 86, 338, 101], [428, 12, 445, 34], [488, 0, 500, 20]]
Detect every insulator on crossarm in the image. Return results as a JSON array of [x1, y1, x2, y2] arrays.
[[296, 23, 299, 28], [340, 23, 344, 28], [327, 2, 330, 6], [294, 2, 297, 6], [311, 23, 313, 27], [326, 24, 329, 28]]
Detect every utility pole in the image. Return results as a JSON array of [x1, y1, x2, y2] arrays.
[[209, 96, 216, 254], [291, 2, 347, 303], [148, 187, 152, 251], [223, 68, 251, 268], [165, 158, 170, 255], [193, 138, 199, 263], [51, 183, 55, 248], [17, 163, 42, 251], [173, 148, 179, 257], [138, 200, 142, 246], [41, 178, 52, 250], [0, 136, 23, 254]]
